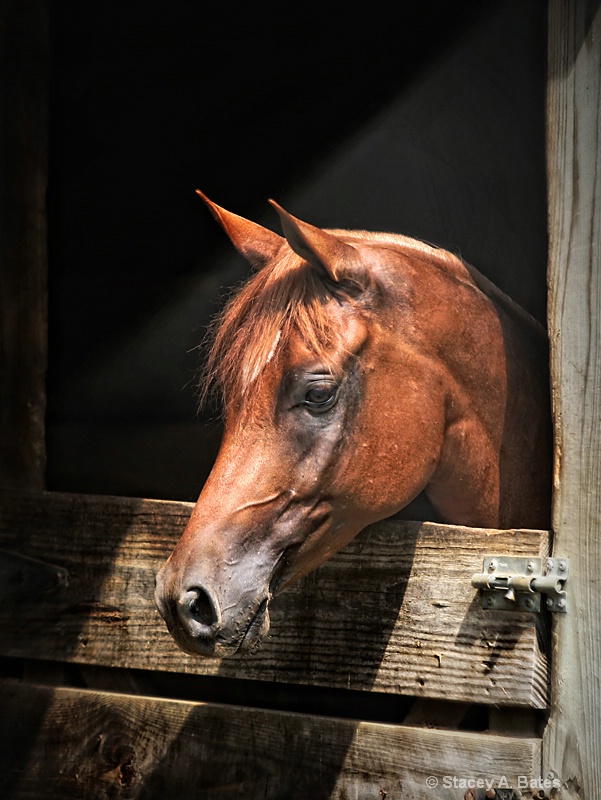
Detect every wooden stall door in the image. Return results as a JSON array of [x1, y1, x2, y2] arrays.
[[2, 1, 599, 798]]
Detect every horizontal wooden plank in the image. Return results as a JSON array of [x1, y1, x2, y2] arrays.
[[0, 679, 542, 800], [0, 490, 550, 707]]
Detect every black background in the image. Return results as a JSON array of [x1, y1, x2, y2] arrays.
[[47, 1, 548, 500]]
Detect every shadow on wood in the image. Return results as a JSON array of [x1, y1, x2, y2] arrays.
[[0, 681, 543, 800]]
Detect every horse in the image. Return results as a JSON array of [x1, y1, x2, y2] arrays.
[[154, 192, 552, 658]]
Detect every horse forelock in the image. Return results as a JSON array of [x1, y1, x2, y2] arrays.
[[199, 247, 367, 415]]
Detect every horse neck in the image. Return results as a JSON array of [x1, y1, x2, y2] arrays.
[[410, 251, 551, 528]]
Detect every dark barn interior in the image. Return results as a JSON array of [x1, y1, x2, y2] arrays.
[[6, 4, 587, 794], [4, 2, 601, 794], [46, 0, 548, 503]]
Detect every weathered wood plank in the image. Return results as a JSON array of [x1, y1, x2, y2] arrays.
[[0, 490, 550, 707], [0, 0, 48, 490], [544, 0, 601, 795], [0, 680, 542, 800]]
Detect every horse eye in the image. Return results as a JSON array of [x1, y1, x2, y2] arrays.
[[304, 383, 338, 412]]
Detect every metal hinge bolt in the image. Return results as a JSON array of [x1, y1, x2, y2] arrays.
[[472, 556, 569, 613]]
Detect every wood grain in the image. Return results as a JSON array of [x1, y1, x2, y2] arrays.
[[0, 0, 48, 490], [0, 490, 550, 707], [0, 679, 542, 800], [544, 0, 601, 796]]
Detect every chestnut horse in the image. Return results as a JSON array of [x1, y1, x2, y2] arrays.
[[155, 193, 551, 658]]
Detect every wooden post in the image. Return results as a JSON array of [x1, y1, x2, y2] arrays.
[[0, 0, 49, 490], [544, 1, 601, 796]]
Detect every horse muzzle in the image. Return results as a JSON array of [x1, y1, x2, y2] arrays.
[[154, 564, 272, 658]]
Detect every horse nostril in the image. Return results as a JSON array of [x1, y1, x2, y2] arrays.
[[179, 586, 220, 634], [189, 588, 214, 626]]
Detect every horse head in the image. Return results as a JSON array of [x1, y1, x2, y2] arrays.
[[155, 195, 551, 658]]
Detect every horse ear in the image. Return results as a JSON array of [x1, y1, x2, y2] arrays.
[[196, 190, 284, 269], [268, 200, 367, 290]]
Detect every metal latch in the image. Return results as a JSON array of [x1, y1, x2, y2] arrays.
[[471, 556, 569, 613]]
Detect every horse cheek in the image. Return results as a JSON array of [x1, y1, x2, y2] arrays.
[[344, 386, 444, 521]]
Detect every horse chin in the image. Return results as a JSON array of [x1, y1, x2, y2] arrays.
[[236, 597, 271, 654], [167, 627, 223, 659]]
